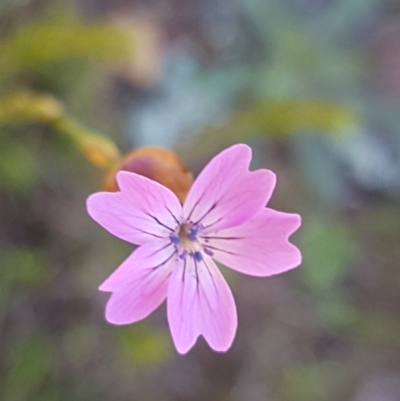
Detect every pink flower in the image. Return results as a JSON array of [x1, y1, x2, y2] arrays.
[[87, 144, 301, 354]]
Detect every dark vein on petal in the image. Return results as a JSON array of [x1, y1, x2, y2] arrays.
[[150, 251, 176, 271], [184, 258, 199, 312], [111, 208, 168, 238], [133, 227, 165, 238], [201, 216, 224, 230], [202, 258, 217, 288], [147, 213, 174, 231], [177, 259, 187, 319], [186, 190, 207, 221], [193, 202, 217, 225], [203, 244, 239, 256], [181, 258, 187, 282], [200, 258, 216, 311], [165, 205, 181, 226], [147, 242, 173, 257], [200, 235, 245, 241], [194, 257, 200, 291]]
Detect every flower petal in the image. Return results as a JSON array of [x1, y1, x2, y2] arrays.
[[183, 144, 276, 232], [167, 254, 237, 354], [101, 239, 176, 325], [202, 209, 301, 277], [87, 171, 182, 245]]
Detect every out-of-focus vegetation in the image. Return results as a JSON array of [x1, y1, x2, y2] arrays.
[[1, 0, 400, 401]]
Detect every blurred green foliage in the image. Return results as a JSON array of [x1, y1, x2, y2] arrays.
[[118, 324, 172, 367], [281, 362, 349, 401], [2, 338, 52, 401], [354, 313, 400, 348], [0, 247, 47, 287], [300, 219, 358, 328], [179, 100, 357, 160], [0, 12, 131, 84], [62, 324, 99, 365], [0, 90, 121, 169], [177, 0, 360, 160], [0, 134, 39, 193], [0, 247, 48, 321], [301, 220, 356, 292], [0, 5, 126, 169]]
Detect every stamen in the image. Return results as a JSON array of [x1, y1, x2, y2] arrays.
[[179, 250, 188, 259], [170, 235, 181, 245], [188, 229, 198, 241], [203, 247, 214, 257], [174, 223, 207, 262]]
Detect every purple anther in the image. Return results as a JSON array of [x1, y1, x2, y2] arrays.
[[179, 250, 187, 260], [203, 247, 214, 257], [170, 235, 181, 245], [188, 229, 198, 241]]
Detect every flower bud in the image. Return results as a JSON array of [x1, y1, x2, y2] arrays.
[[103, 147, 193, 204]]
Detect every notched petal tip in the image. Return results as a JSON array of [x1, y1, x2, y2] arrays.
[[271, 211, 302, 271], [207, 208, 302, 277], [115, 169, 137, 189], [167, 256, 237, 354], [184, 144, 278, 232], [115, 169, 183, 210], [216, 143, 253, 170], [174, 336, 199, 355], [104, 299, 160, 325], [292, 245, 302, 268], [104, 305, 132, 326], [98, 281, 114, 292], [284, 213, 302, 238], [226, 143, 252, 155], [115, 169, 133, 181], [272, 212, 302, 272], [174, 334, 234, 354], [86, 191, 115, 222], [265, 169, 277, 188], [100, 241, 173, 326], [86, 191, 103, 211]]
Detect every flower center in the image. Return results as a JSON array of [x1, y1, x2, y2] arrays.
[[169, 222, 211, 261], [178, 224, 197, 246]]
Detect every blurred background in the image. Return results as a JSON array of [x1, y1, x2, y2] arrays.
[[1, 0, 400, 400]]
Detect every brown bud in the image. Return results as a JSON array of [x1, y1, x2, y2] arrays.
[[103, 147, 193, 204]]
